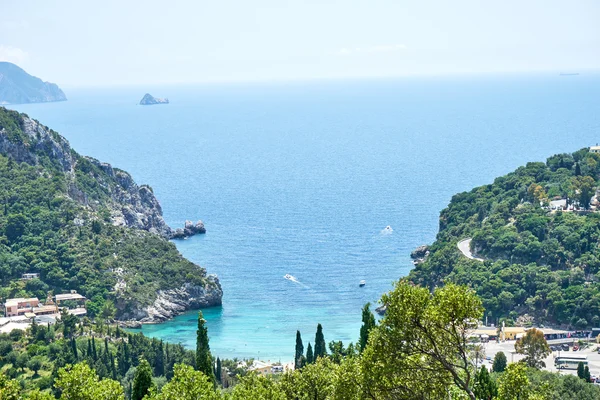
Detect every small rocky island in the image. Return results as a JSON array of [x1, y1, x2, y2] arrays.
[[0, 62, 67, 105], [139, 93, 169, 105]]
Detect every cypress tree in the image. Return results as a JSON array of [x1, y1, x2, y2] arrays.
[[473, 365, 497, 400], [216, 357, 222, 384], [111, 353, 118, 381], [313, 323, 326, 359], [359, 303, 376, 352], [71, 337, 78, 360], [115, 325, 121, 338], [91, 337, 98, 361], [154, 340, 164, 376], [294, 330, 304, 370], [578, 362, 585, 379], [584, 365, 591, 382], [306, 342, 314, 364], [87, 339, 93, 359], [575, 162, 582, 176], [132, 358, 154, 400], [195, 311, 215, 382]]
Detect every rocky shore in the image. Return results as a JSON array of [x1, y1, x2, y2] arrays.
[[116, 276, 223, 324], [410, 244, 430, 264]]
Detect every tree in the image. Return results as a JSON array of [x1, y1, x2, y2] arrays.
[[154, 340, 165, 376], [578, 362, 585, 379], [148, 364, 220, 400], [306, 342, 314, 364], [0, 372, 21, 399], [27, 356, 44, 376], [497, 363, 530, 400], [60, 307, 78, 339], [101, 300, 116, 322], [360, 281, 484, 400], [571, 175, 595, 209], [584, 365, 591, 383], [215, 357, 222, 384], [493, 351, 508, 373], [5, 213, 27, 242], [196, 311, 215, 384], [132, 358, 155, 400], [473, 366, 497, 400], [294, 330, 304, 370], [54, 362, 124, 400], [359, 303, 376, 353], [230, 373, 286, 400], [514, 328, 550, 369], [314, 323, 327, 360]]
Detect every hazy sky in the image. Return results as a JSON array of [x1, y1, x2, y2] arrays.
[[1, 0, 599, 86]]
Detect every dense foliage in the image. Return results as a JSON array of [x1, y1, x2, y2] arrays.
[[410, 149, 600, 327], [3, 281, 600, 399], [0, 107, 213, 316]]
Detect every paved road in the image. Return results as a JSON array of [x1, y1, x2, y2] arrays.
[[457, 239, 484, 261]]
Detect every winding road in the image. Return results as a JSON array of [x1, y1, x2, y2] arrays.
[[457, 238, 484, 261]]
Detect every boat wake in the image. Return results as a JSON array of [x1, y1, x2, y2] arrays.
[[284, 274, 300, 283], [380, 225, 393, 235]]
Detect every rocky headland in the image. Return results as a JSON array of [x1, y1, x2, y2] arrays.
[[0, 107, 221, 323], [0, 62, 67, 104], [139, 93, 169, 105], [410, 244, 430, 264]]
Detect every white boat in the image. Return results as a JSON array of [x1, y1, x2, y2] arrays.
[[284, 274, 298, 282], [359, 280, 366, 287], [381, 225, 393, 234]]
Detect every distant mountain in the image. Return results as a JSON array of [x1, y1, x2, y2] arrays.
[[0, 62, 67, 105], [139, 93, 169, 105]]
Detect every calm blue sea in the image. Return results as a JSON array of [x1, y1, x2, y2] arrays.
[[8, 74, 600, 362]]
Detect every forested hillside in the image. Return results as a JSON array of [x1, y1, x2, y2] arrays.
[[0, 107, 221, 320], [410, 148, 600, 327]]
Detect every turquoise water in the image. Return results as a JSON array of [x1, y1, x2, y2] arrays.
[[9, 74, 600, 361]]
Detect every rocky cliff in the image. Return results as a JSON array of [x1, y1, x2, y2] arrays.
[[0, 107, 221, 321], [117, 276, 223, 323], [0, 109, 201, 239], [139, 93, 169, 105], [0, 62, 67, 104]]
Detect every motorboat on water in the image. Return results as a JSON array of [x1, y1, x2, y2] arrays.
[[284, 274, 297, 282], [359, 280, 366, 287]]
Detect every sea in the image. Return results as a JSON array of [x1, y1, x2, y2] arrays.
[[8, 73, 600, 362]]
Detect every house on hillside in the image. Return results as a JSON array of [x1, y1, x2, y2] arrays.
[[4, 298, 39, 317]]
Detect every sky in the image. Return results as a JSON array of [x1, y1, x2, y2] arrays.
[[1, 0, 599, 86]]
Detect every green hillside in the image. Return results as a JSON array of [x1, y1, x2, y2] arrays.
[[409, 148, 600, 327], [0, 107, 221, 320]]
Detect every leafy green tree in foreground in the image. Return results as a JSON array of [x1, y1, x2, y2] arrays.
[[360, 280, 484, 400], [359, 302, 376, 353], [493, 351, 508, 373], [54, 362, 124, 400], [514, 328, 550, 369], [230, 373, 286, 400], [196, 311, 215, 383], [148, 364, 220, 400], [132, 358, 155, 400], [497, 363, 530, 400]]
